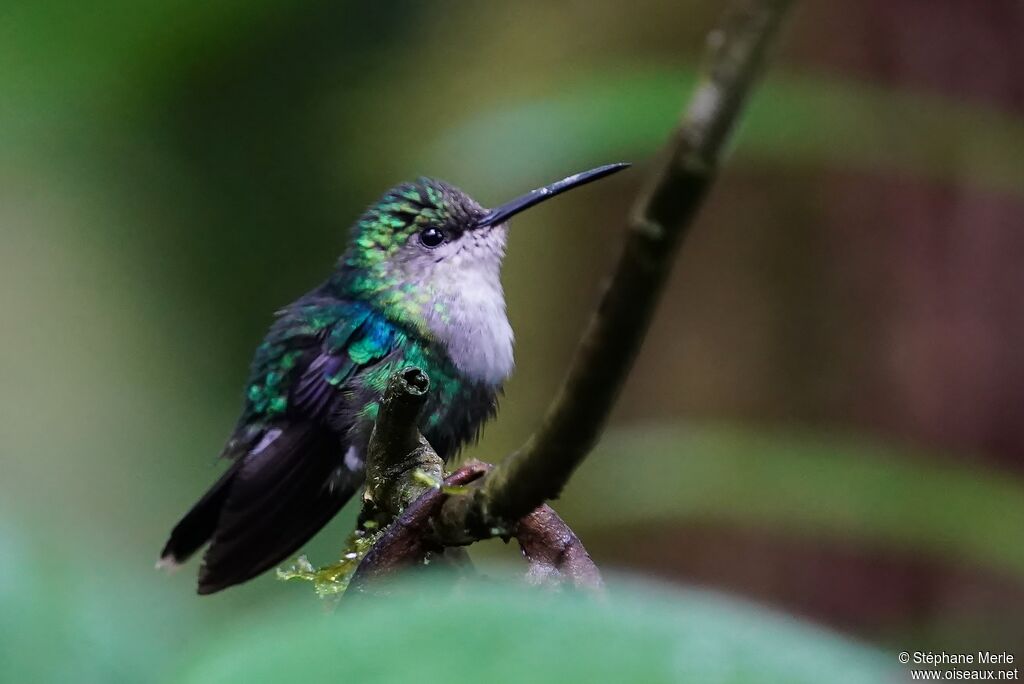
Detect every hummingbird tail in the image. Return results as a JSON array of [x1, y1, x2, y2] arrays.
[[159, 423, 363, 594], [159, 457, 245, 568]]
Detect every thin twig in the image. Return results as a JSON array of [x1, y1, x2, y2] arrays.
[[435, 0, 795, 540]]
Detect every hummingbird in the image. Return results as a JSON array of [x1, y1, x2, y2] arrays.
[[159, 162, 629, 594]]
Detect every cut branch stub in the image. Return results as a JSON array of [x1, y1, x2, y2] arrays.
[[362, 367, 443, 522]]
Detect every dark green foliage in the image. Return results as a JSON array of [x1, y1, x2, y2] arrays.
[[173, 576, 893, 684]]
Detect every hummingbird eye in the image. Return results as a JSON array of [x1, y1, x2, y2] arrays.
[[418, 227, 446, 248]]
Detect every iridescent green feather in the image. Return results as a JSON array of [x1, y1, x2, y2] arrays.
[[225, 176, 495, 461]]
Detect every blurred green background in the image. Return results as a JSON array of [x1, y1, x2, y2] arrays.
[[3, 0, 1023, 681]]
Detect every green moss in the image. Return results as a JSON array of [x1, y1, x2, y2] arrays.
[[275, 526, 382, 599]]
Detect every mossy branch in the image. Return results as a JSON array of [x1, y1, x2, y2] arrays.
[[348, 462, 489, 595], [361, 367, 443, 524], [434, 0, 795, 540]]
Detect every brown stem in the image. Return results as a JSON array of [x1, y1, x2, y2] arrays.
[[348, 462, 490, 594], [515, 505, 604, 592]]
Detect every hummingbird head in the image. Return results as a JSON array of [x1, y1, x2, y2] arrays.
[[337, 163, 629, 384]]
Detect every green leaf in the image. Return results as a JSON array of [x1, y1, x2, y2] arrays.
[[0, 522, 201, 684], [173, 576, 893, 684]]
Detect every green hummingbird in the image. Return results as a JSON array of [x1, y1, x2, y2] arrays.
[[159, 162, 629, 593]]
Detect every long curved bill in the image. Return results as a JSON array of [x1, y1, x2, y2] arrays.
[[474, 162, 630, 229]]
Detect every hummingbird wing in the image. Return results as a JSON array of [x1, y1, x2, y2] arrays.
[[195, 421, 362, 594], [161, 296, 399, 593], [219, 298, 373, 459]]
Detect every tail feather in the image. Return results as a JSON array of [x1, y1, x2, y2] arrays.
[[159, 422, 364, 595], [160, 457, 245, 566]]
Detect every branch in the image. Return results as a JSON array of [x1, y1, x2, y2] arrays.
[[436, 0, 794, 540], [515, 505, 604, 592], [361, 367, 444, 522], [348, 462, 489, 595], [351, 464, 603, 595]]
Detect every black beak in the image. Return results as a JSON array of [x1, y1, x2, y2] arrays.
[[475, 162, 630, 229]]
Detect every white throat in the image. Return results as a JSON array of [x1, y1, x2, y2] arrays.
[[419, 235, 514, 386]]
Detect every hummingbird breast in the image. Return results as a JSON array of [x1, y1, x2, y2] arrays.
[[421, 256, 514, 388]]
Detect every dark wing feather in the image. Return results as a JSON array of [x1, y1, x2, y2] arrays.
[[293, 353, 355, 418], [159, 457, 246, 565], [291, 306, 394, 421], [221, 297, 372, 459], [196, 422, 362, 594]]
